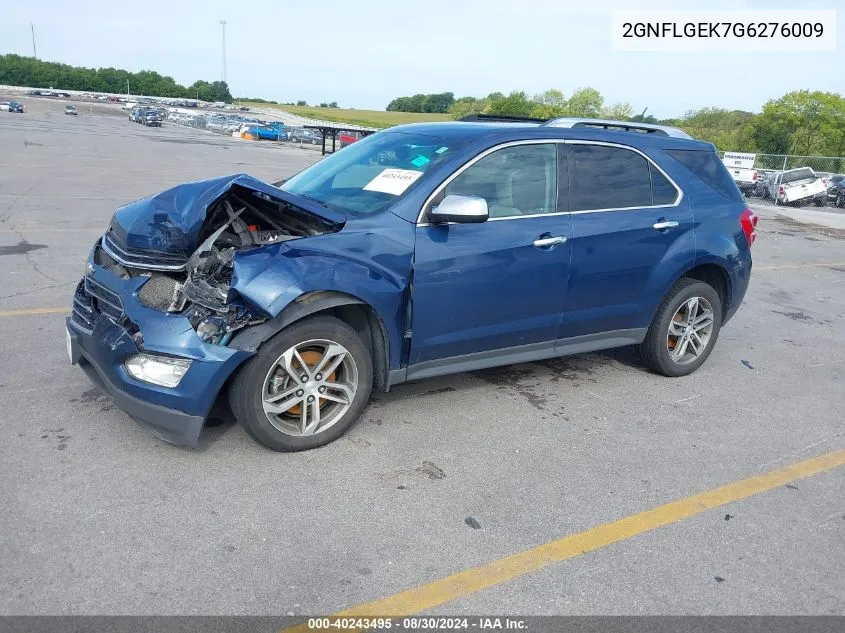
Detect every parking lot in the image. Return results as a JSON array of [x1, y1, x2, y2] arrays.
[[1, 108, 844, 616]]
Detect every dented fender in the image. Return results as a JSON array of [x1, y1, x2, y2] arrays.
[[228, 214, 416, 369]]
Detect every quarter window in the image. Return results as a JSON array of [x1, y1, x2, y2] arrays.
[[443, 144, 558, 218], [651, 165, 678, 205]]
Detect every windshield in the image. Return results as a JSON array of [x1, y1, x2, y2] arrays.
[[280, 131, 466, 215], [782, 168, 816, 184]]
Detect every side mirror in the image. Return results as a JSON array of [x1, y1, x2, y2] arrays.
[[429, 194, 488, 224]]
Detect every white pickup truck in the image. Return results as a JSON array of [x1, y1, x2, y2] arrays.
[[766, 168, 827, 206], [722, 152, 759, 195]]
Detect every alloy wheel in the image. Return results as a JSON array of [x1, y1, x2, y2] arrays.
[[261, 339, 358, 437], [666, 297, 715, 365]]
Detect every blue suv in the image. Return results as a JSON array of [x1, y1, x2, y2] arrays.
[[66, 116, 757, 451]]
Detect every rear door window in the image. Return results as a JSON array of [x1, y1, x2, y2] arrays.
[[570, 144, 675, 210]]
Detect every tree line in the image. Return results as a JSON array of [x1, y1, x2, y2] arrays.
[[0, 54, 233, 103], [387, 87, 845, 157]]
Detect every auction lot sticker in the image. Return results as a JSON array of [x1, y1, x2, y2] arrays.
[[363, 169, 424, 195]]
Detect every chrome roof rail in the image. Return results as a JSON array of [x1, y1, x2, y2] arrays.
[[541, 117, 693, 139]]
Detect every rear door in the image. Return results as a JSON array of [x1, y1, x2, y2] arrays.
[[560, 141, 693, 341]]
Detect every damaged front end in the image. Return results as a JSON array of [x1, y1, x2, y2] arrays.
[[98, 175, 344, 346]]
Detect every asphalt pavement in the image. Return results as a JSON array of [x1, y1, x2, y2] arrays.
[[0, 105, 843, 616]]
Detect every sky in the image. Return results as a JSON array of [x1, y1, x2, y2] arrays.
[[2, 0, 842, 117]]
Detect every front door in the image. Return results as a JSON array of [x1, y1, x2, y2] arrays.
[[409, 142, 571, 376]]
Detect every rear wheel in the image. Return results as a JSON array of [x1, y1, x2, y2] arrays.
[[639, 278, 722, 377], [229, 316, 373, 451]]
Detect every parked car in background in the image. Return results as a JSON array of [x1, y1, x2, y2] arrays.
[[248, 121, 289, 141], [339, 131, 363, 148], [826, 174, 845, 207], [727, 167, 760, 195], [0, 100, 25, 113], [288, 128, 321, 145], [66, 117, 756, 451], [752, 170, 777, 198], [140, 110, 164, 127], [766, 167, 827, 206], [65, 105, 78, 116]]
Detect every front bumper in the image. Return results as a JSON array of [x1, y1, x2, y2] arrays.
[[67, 323, 206, 446], [67, 250, 254, 447]]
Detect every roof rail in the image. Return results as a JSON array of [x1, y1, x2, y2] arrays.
[[541, 117, 692, 139], [459, 113, 547, 124]]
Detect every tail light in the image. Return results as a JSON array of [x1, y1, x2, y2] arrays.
[[779, 186, 785, 195], [740, 208, 758, 246], [752, 170, 759, 181]]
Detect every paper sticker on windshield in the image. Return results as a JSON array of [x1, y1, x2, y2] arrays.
[[363, 169, 424, 195], [410, 155, 430, 167], [435, 146, 449, 154]]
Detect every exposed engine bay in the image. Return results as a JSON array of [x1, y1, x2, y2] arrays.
[[96, 186, 338, 345]]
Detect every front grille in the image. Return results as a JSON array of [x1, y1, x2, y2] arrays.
[[85, 276, 124, 321], [138, 274, 180, 311], [71, 280, 96, 330], [102, 230, 188, 271], [71, 276, 125, 330]]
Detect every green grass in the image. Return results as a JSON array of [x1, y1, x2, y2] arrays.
[[240, 103, 451, 129]]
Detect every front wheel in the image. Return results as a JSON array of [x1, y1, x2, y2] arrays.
[[229, 316, 373, 451], [638, 278, 723, 377]]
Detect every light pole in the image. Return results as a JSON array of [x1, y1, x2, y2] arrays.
[[219, 20, 228, 86], [30, 23, 37, 59]]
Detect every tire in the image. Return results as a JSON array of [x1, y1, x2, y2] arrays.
[[814, 196, 826, 207], [229, 315, 373, 451], [638, 278, 723, 377]]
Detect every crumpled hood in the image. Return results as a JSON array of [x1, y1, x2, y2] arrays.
[[109, 174, 346, 255]]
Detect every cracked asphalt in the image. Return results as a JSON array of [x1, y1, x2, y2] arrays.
[[1, 101, 844, 616]]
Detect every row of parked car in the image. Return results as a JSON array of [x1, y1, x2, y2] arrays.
[[731, 166, 845, 207], [168, 111, 364, 148]]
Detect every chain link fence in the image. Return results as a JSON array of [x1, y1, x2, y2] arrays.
[[719, 152, 845, 176]]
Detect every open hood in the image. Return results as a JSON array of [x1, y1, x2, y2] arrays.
[[109, 174, 345, 256]]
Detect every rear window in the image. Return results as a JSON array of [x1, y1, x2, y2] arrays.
[[666, 149, 743, 201], [781, 168, 816, 184]]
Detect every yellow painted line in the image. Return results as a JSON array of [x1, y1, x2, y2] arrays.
[[0, 307, 69, 317], [756, 262, 845, 271], [285, 449, 845, 629]]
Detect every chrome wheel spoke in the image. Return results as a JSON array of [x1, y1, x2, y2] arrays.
[[300, 399, 321, 436], [685, 297, 699, 324], [320, 381, 354, 405], [263, 386, 304, 414], [671, 337, 690, 361], [278, 347, 310, 382], [688, 332, 703, 356], [668, 320, 686, 336], [313, 343, 346, 378], [692, 310, 713, 332]]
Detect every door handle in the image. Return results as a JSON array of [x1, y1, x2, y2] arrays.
[[533, 236, 567, 248], [653, 220, 679, 230]]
